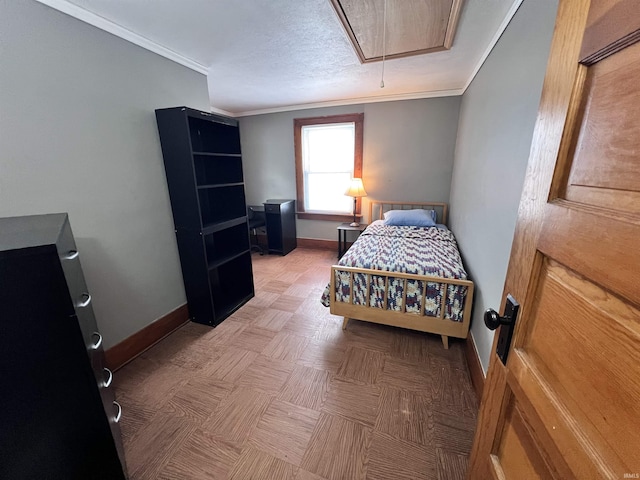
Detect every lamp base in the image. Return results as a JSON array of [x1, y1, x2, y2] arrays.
[[350, 197, 359, 228]]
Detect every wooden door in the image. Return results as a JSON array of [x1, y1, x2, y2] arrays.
[[468, 1, 640, 478]]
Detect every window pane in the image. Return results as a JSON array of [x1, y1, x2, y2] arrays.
[[297, 115, 361, 215], [306, 172, 352, 212], [302, 124, 355, 173]]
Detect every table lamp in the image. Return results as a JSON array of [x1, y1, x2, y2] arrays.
[[345, 178, 367, 227]]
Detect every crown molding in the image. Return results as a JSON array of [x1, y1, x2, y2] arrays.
[[462, 0, 525, 92], [35, 0, 522, 117], [34, 0, 208, 75], [209, 106, 236, 117], [232, 88, 464, 117]]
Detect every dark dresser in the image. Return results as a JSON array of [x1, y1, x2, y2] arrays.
[[264, 199, 297, 255], [0, 214, 127, 479]]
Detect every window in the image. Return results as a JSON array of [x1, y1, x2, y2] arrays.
[[294, 113, 364, 221]]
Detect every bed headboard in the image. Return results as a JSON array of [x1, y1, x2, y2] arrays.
[[369, 201, 449, 225]]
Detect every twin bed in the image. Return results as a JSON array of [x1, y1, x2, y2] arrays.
[[321, 201, 474, 349]]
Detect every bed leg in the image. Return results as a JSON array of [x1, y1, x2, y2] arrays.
[[342, 317, 350, 330], [441, 335, 449, 349]]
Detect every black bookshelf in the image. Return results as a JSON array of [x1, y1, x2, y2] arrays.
[[155, 107, 254, 326]]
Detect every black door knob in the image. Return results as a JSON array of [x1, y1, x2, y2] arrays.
[[486, 295, 520, 365], [484, 308, 502, 330]]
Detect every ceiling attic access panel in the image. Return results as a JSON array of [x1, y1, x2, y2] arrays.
[[330, 0, 464, 63]]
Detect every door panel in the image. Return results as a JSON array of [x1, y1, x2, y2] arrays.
[[525, 260, 639, 467], [565, 40, 640, 211], [507, 349, 617, 478], [537, 203, 640, 302], [580, 0, 640, 62], [494, 402, 552, 479], [469, 0, 640, 478]]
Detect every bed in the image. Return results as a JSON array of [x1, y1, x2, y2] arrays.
[[320, 201, 474, 349]]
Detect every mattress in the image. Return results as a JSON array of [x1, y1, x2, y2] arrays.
[[320, 220, 469, 322]]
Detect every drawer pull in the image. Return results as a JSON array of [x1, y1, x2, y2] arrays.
[[113, 401, 122, 423], [103, 368, 113, 388], [91, 332, 102, 350], [77, 293, 91, 308], [62, 250, 79, 260]]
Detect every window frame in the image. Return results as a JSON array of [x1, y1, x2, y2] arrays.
[[294, 113, 364, 222]]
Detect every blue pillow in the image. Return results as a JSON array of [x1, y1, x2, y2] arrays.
[[383, 209, 436, 227]]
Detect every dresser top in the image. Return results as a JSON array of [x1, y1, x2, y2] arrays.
[[264, 199, 295, 205], [0, 213, 69, 252]]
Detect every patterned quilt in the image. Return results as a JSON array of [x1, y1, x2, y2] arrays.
[[320, 220, 469, 322]]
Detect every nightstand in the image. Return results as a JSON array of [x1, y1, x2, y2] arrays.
[[337, 223, 368, 259]]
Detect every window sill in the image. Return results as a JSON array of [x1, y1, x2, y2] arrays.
[[296, 212, 363, 222]]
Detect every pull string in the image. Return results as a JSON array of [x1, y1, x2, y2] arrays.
[[380, 0, 387, 88]]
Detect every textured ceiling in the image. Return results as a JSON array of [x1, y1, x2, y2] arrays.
[[42, 0, 521, 116]]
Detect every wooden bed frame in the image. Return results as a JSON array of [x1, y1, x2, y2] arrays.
[[330, 201, 474, 349]]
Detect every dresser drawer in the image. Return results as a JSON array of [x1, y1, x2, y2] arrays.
[[66, 267, 100, 344], [90, 349, 123, 440], [55, 215, 79, 261]]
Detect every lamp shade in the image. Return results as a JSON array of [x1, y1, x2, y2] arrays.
[[345, 178, 367, 197]]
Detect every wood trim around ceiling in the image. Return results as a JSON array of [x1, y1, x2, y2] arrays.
[[444, 0, 465, 49], [329, 0, 368, 63], [364, 45, 448, 64], [329, 0, 465, 64]]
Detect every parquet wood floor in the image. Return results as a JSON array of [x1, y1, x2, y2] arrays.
[[116, 248, 478, 479]]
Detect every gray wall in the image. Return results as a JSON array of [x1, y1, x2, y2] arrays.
[[240, 97, 461, 240], [0, 0, 210, 348], [449, 0, 558, 373]]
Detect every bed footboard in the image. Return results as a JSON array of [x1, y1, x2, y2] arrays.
[[330, 265, 474, 346]]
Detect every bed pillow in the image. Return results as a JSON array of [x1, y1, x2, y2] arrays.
[[383, 209, 436, 227]]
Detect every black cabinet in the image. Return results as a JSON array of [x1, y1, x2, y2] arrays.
[[264, 199, 297, 256], [155, 107, 254, 326], [0, 214, 127, 480]]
